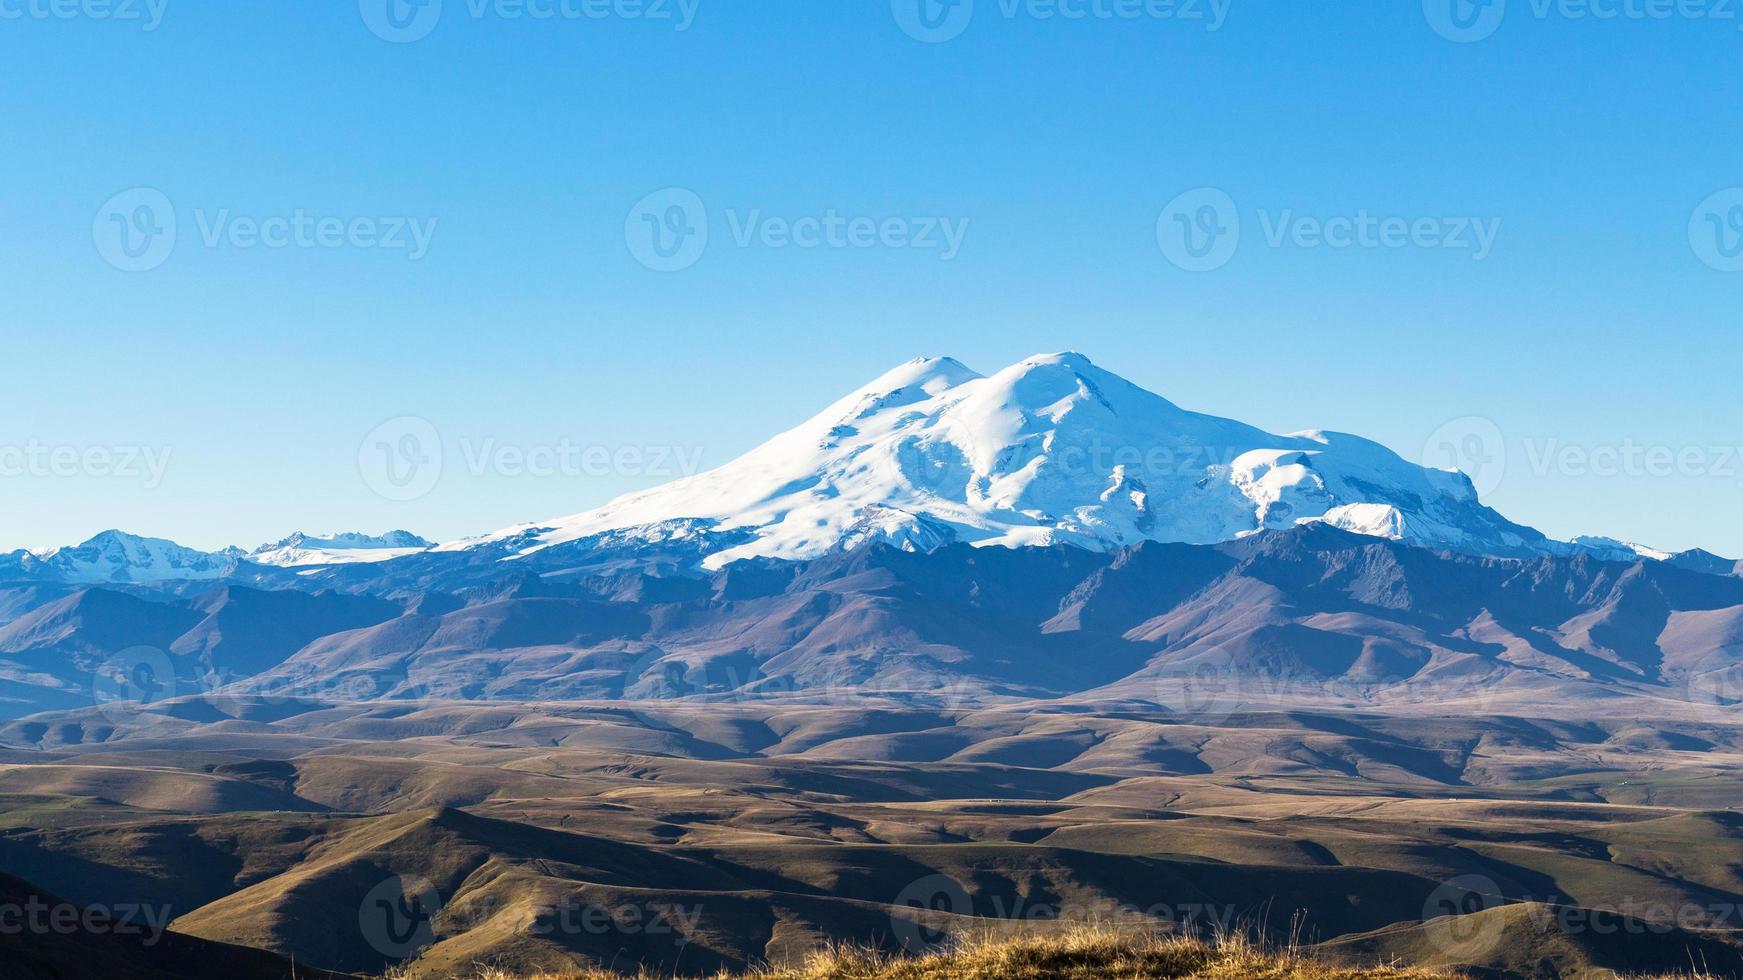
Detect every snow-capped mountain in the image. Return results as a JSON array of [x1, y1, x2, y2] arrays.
[[4, 530, 244, 584], [451, 352, 1556, 569], [249, 531, 433, 568]]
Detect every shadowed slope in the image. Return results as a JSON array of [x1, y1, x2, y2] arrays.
[[0, 870, 355, 980]]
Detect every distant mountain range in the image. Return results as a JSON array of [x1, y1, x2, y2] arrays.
[[4, 526, 1743, 722], [2, 354, 1741, 721], [0, 529, 434, 583]]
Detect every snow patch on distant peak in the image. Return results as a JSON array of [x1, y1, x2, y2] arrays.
[[250, 530, 433, 567], [1569, 535, 1673, 563], [1306, 503, 1409, 541], [259, 530, 431, 551], [841, 505, 962, 554]]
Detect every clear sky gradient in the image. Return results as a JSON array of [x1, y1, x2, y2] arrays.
[[4, 1, 1741, 555]]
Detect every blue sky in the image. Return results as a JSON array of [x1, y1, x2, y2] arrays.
[[3, 0, 1742, 554]]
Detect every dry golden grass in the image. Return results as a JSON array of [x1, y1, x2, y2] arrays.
[[408, 926, 1457, 980], [396, 925, 1743, 980]]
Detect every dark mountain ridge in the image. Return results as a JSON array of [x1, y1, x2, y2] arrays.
[[0, 527, 1740, 720]]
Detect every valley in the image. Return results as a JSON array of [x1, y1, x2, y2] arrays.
[[2, 699, 1741, 978]]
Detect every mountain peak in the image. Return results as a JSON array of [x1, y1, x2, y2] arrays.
[[1022, 350, 1097, 369], [21, 530, 241, 584], [73, 528, 148, 550], [910, 354, 973, 371], [845, 355, 982, 402], [984, 351, 1178, 418]]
